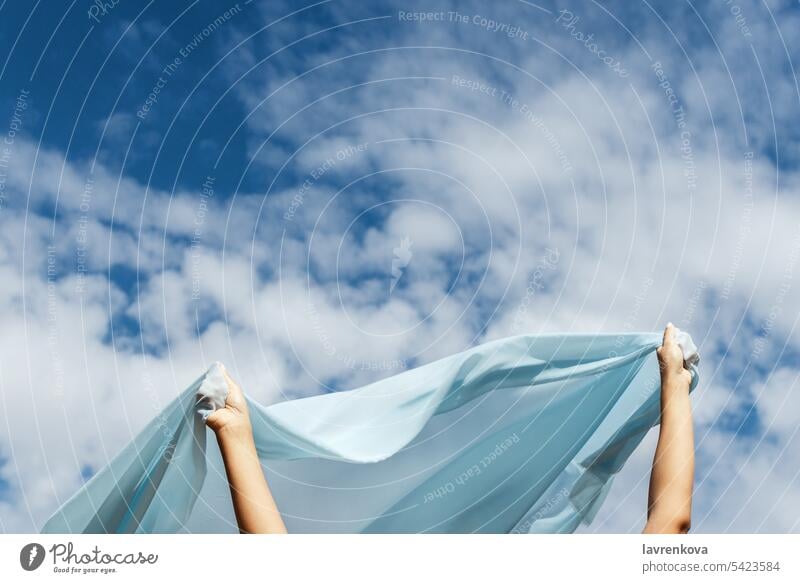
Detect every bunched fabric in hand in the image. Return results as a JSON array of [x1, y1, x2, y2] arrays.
[[42, 331, 699, 534]]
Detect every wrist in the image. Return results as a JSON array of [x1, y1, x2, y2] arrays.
[[213, 420, 254, 443], [661, 371, 685, 383], [660, 372, 691, 399], [661, 367, 691, 383]]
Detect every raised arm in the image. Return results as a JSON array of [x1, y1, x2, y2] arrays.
[[643, 323, 695, 534], [205, 368, 287, 534]]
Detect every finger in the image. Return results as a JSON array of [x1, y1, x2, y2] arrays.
[[662, 322, 676, 346], [222, 368, 243, 399]]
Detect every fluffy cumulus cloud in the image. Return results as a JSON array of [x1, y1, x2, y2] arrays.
[[0, 0, 799, 532]]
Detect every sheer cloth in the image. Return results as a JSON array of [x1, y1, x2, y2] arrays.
[[42, 331, 699, 534]]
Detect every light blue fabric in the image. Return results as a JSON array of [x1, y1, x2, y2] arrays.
[[42, 332, 698, 534]]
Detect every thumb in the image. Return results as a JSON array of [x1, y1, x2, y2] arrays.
[[662, 322, 676, 345], [221, 368, 247, 408]]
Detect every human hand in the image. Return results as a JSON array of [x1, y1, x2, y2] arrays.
[[657, 323, 692, 391], [205, 367, 252, 439], [205, 365, 287, 534]]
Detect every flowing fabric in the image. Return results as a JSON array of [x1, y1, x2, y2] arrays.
[[42, 331, 699, 534]]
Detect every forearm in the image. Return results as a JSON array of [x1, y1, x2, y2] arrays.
[[644, 376, 694, 533], [216, 426, 287, 534]]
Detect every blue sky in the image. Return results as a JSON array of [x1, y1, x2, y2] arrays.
[[1, 0, 800, 533]]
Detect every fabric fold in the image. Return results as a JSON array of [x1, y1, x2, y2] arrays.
[[42, 330, 699, 534]]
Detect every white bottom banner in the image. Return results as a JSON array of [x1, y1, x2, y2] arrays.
[[1, 534, 797, 582]]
